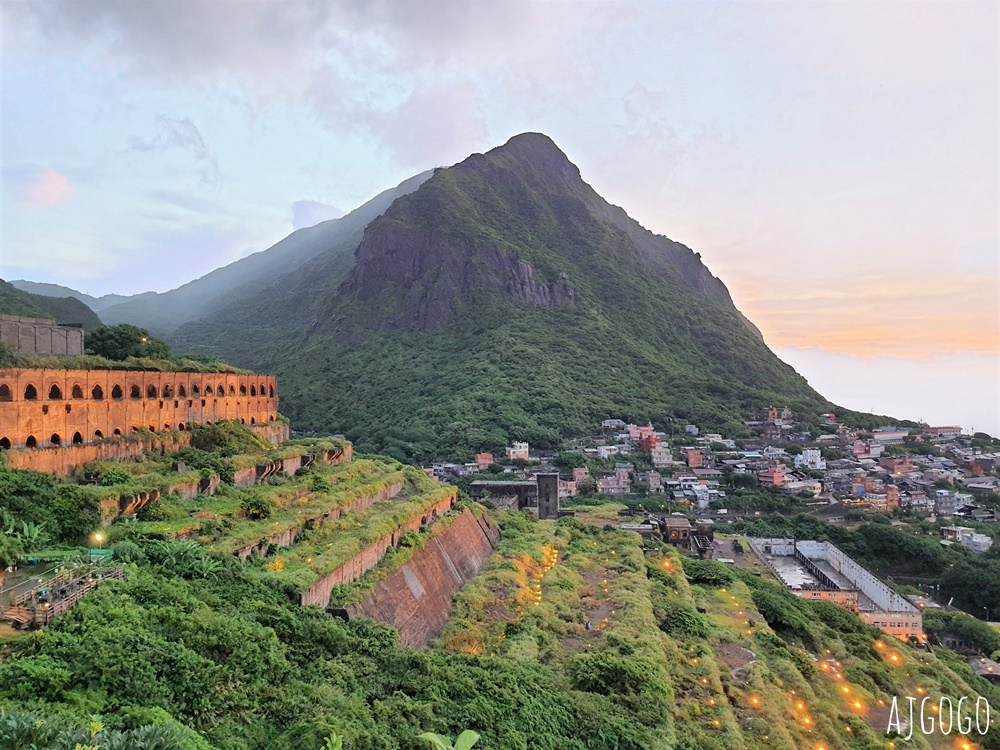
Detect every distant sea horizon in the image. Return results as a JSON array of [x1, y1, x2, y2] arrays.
[[776, 346, 1000, 438]]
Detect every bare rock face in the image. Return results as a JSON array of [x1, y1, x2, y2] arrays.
[[344, 222, 575, 333]]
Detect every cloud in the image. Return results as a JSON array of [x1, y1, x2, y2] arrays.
[[2, 164, 76, 207], [291, 200, 345, 230], [128, 115, 221, 185]]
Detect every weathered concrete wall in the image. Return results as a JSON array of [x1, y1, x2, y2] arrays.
[[0, 368, 279, 451], [0, 315, 83, 356], [299, 491, 457, 608], [2, 432, 192, 476], [348, 509, 501, 647]]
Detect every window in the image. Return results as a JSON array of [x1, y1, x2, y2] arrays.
[[147, 384, 157, 398], [92, 384, 104, 400], [130, 384, 141, 399], [25, 435, 37, 447], [50, 433, 61, 446], [178, 384, 187, 397], [48, 384, 62, 400], [72, 384, 84, 399], [111, 384, 123, 399], [72, 432, 83, 444], [163, 384, 173, 398], [0, 384, 11, 402], [95, 430, 103, 439]]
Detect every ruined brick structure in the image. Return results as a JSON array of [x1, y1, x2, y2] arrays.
[[0, 368, 278, 452], [0, 315, 84, 356]]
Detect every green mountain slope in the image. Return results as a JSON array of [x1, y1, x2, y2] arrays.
[[100, 171, 432, 336], [9, 279, 139, 312], [0, 278, 103, 330], [173, 133, 832, 460]]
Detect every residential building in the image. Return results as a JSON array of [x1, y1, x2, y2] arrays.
[[597, 472, 631, 495], [926, 426, 962, 441], [475, 453, 495, 468], [572, 467, 591, 483], [758, 462, 786, 487], [506, 442, 530, 460], [684, 448, 704, 468], [639, 434, 659, 452], [596, 445, 619, 459], [650, 445, 674, 468], [795, 449, 827, 471], [879, 456, 913, 476], [602, 419, 626, 429], [941, 526, 993, 553]]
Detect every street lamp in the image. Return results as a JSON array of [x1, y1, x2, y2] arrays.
[[91, 532, 104, 564]]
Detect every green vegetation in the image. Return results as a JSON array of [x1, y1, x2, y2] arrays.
[[0, 278, 103, 330], [85, 322, 173, 360], [170, 135, 839, 461]]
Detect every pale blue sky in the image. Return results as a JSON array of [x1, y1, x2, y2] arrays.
[[1, 0, 997, 430]]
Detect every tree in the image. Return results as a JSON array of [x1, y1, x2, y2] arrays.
[[85, 324, 172, 361], [418, 731, 480, 750]]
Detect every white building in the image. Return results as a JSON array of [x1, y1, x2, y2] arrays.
[[941, 526, 993, 554], [596, 445, 620, 459], [795, 449, 827, 471]]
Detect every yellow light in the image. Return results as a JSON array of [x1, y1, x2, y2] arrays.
[[854, 701, 862, 709]]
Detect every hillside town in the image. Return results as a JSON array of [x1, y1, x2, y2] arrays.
[[428, 407, 1000, 556]]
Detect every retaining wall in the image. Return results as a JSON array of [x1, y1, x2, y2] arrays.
[[299, 491, 457, 608], [348, 508, 500, 647]]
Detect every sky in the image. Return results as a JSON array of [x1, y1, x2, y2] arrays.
[[1, 0, 998, 433]]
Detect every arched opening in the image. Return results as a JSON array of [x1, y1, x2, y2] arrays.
[[130, 384, 141, 399], [0, 437, 10, 450], [50, 433, 61, 446], [259, 382, 265, 395], [192, 384, 200, 395], [229, 385, 236, 396], [193, 420, 200, 427], [132, 424, 140, 432], [72, 432, 83, 444], [24, 384, 37, 400], [269, 386, 274, 398], [111, 384, 123, 399], [250, 417, 256, 424], [91, 384, 104, 400], [149, 423, 156, 432], [178, 384, 186, 397], [0, 384, 11, 401], [240, 417, 246, 424], [146, 384, 157, 399], [206, 420, 213, 425], [250, 385, 257, 396], [94, 429, 103, 439], [113, 428, 122, 437], [217, 385, 224, 396], [239, 384, 247, 396], [163, 384, 173, 398], [178, 422, 186, 431], [270, 414, 275, 422], [72, 384, 84, 399], [25, 435, 37, 447], [48, 384, 62, 400], [163, 422, 171, 431]]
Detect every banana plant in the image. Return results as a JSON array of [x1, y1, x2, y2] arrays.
[[417, 730, 480, 750], [321, 733, 343, 750]]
